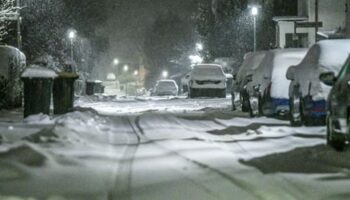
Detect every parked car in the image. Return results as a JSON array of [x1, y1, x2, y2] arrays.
[[188, 64, 226, 98], [0, 46, 26, 109], [181, 72, 191, 93], [247, 48, 307, 117], [152, 79, 179, 96], [235, 51, 267, 112], [286, 39, 350, 126], [320, 56, 350, 151]]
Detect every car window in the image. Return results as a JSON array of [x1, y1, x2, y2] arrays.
[[338, 57, 350, 80], [193, 67, 223, 76]]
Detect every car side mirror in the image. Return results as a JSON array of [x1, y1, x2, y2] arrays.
[[286, 66, 296, 80], [319, 72, 336, 86], [253, 84, 261, 92]]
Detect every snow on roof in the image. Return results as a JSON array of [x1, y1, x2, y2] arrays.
[[21, 65, 58, 78], [272, 16, 308, 22], [297, 39, 350, 73]]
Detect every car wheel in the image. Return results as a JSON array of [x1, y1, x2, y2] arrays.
[[290, 96, 302, 127], [249, 95, 260, 118], [241, 92, 250, 112], [327, 116, 346, 151], [189, 88, 196, 99], [220, 89, 226, 98], [258, 93, 263, 116], [301, 98, 312, 126]]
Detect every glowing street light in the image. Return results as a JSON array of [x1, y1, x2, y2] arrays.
[[162, 70, 169, 79], [123, 65, 129, 72], [251, 6, 258, 16], [113, 58, 119, 66], [134, 70, 139, 76]]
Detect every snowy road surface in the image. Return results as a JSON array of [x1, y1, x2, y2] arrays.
[[0, 96, 349, 200]]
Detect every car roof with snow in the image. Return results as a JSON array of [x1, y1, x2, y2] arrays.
[[157, 79, 177, 83], [253, 48, 307, 80], [193, 64, 223, 69], [295, 39, 350, 74], [236, 51, 267, 82]]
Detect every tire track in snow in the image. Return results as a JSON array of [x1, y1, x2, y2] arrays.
[[108, 116, 141, 200], [133, 115, 267, 200]]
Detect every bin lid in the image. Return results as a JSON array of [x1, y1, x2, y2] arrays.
[[87, 80, 103, 83], [57, 72, 79, 79], [21, 65, 58, 79]]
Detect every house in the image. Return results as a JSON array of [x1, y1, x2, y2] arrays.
[[273, 0, 346, 49]]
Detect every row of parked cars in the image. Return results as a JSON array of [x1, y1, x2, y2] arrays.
[[235, 39, 350, 150], [152, 64, 230, 98]]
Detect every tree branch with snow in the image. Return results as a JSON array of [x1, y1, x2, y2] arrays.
[[0, 0, 16, 42]]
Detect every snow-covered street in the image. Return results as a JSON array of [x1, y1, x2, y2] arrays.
[[0, 97, 349, 200]]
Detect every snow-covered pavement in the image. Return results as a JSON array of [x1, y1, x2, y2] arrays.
[[0, 96, 349, 200]]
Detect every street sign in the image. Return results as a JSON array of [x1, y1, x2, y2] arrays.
[[296, 21, 323, 28]]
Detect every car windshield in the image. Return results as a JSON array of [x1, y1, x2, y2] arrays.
[[157, 81, 176, 88], [192, 66, 223, 77]]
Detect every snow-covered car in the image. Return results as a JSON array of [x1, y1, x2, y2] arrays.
[[0, 46, 26, 109], [152, 80, 179, 96], [286, 39, 350, 126], [247, 48, 307, 117], [180, 72, 191, 93], [235, 51, 267, 112], [320, 56, 350, 151], [188, 64, 226, 98]]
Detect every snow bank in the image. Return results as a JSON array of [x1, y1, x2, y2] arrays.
[[23, 113, 54, 125], [21, 65, 58, 79]]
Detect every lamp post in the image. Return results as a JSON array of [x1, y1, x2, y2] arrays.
[[68, 30, 76, 61], [251, 6, 258, 52], [16, 0, 22, 50], [124, 65, 129, 96]]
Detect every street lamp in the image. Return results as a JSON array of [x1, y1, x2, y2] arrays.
[[123, 65, 129, 96], [123, 65, 129, 72], [68, 30, 77, 61], [134, 70, 139, 76], [162, 70, 169, 79], [113, 58, 119, 66], [251, 6, 258, 52]]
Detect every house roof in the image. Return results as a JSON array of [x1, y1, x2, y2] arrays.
[[272, 16, 308, 22]]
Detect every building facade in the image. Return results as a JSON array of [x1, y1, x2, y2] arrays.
[[274, 0, 346, 49]]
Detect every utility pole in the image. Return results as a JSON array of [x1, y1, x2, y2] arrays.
[[315, 0, 319, 43], [16, 0, 22, 49]]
